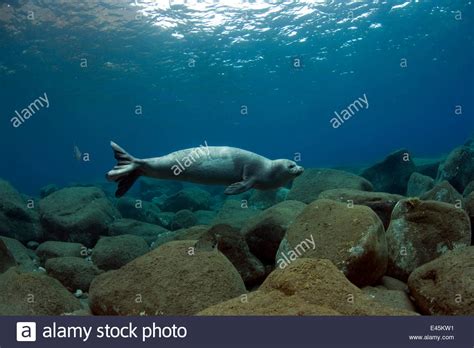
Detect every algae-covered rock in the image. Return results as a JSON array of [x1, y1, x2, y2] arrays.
[[139, 178, 183, 201], [212, 199, 261, 229], [108, 218, 169, 245], [170, 209, 197, 230], [89, 240, 246, 315], [281, 199, 387, 287], [0, 179, 43, 243], [115, 197, 162, 225], [362, 286, 416, 312], [386, 199, 471, 281], [199, 259, 416, 316], [0, 236, 36, 271], [196, 224, 265, 287], [160, 188, 211, 212], [248, 188, 288, 210], [36, 241, 85, 265], [0, 238, 16, 273], [436, 145, 474, 193], [242, 200, 306, 264], [45, 257, 102, 292], [406, 172, 434, 197], [287, 168, 373, 203], [318, 189, 403, 229], [420, 180, 463, 205], [92, 234, 149, 271], [0, 268, 81, 315], [39, 187, 120, 247], [408, 247, 474, 315], [361, 149, 416, 194], [39, 184, 59, 198], [152, 225, 210, 249], [194, 210, 217, 225]]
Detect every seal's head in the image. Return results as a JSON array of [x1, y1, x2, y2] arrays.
[[270, 159, 304, 185]]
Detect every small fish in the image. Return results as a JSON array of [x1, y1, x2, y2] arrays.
[[73, 145, 82, 161]]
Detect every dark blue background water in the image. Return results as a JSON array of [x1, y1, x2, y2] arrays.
[[0, 0, 472, 194]]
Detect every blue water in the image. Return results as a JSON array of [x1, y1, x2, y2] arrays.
[[0, 0, 472, 194]]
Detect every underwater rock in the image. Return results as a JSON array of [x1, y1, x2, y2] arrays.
[[463, 181, 474, 196], [318, 189, 403, 229], [386, 199, 471, 281], [45, 257, 102, 292], [92, 234, 149, 271], [248, 188, 288, 210], [39, 187, 120, 247], [380, 276, 408, 292], [408, 247, 474, 315], [89, 240, 246, 315], [464, 192, 474, 245], [139, 178, 183, 201], [0, 238, 16, 273], [0, 179, 43, 243], [39, 184, 59, 198], [160, 187, 211, 212], [199, 259, 416, 316], [406, 172, 434, 197], [242, 200, 306, 264], [361, 149, 416, 194], [194, 210, 217, 225], [287, 168, 373, 204], [436, 145, 474, 193], [212, 199, 261, 229], [195, 224, 265, 288], [0, 236, 36, 271], [152, 225, 210, 250], [108, 218, 169, 245], [170, 209, 197, 230], [361, 286, 416, 312], [36, 241, 85, 265], [0, 268, 81, 315], [420, 180, 463, 205], [280, 199, 387, 287], [414, 157, 442, 179], [115, 197, 162, 225]]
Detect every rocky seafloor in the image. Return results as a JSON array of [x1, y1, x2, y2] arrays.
[[1, 138, 473, 316]]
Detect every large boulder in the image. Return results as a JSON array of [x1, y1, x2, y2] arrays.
[[318, 189, 403, 229], [213, 199, 261, 229], [139, 178, 183, 201], [415, 158, 442, 179], [0, 179, 43, 242], [279, 199, 387, 287], [287, 169, 373, 203], [0, 268, 81, 315], [198, 259, 416, 316], [160, 188, 211, 212], [115, 197, 162, 226], [436, 146, 474, 193], [194, 210, 217, 225], [39, 187, 120, 247], [386, 199, 471, 281], [108, 218, 169, 245], [36, 241, 85, 265], [248, 188, 288, 210], [92, 235, 149, 271], [152, 225, 210, 249], [0, 238, 16, 273], [45, 257, 102, 292], [195, 224, 265, 287], [170, 209, 197, 230], [465, 192, 474, 245], [406, 172, 434, 197], [0, 236, 36, 271], [408, 247, 474, 315], [242, 200, 306, 264], [420, 180, 463, 205], [89, 240, 246, 315], [361, 149, 416, 194]]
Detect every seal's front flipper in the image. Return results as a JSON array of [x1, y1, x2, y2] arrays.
[[224, 180, 253, 195], [106, 141, 142, 197]]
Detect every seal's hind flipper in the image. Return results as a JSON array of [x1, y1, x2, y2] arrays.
[[106, 141, 142, 197], [224, 180, 253, 195]]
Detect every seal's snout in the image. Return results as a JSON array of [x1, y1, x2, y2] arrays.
[[296, 166, 304, 176]]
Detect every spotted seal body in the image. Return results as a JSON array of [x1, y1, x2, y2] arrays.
[[106, 141, 304, 197]]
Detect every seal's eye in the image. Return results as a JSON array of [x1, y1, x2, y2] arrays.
[[288, 164, 296, 169]]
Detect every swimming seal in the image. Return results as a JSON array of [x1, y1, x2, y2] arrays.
[[106, 141, 304, 197]]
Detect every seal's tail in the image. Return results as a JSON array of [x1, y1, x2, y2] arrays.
[[106, 141, 142, 197]]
